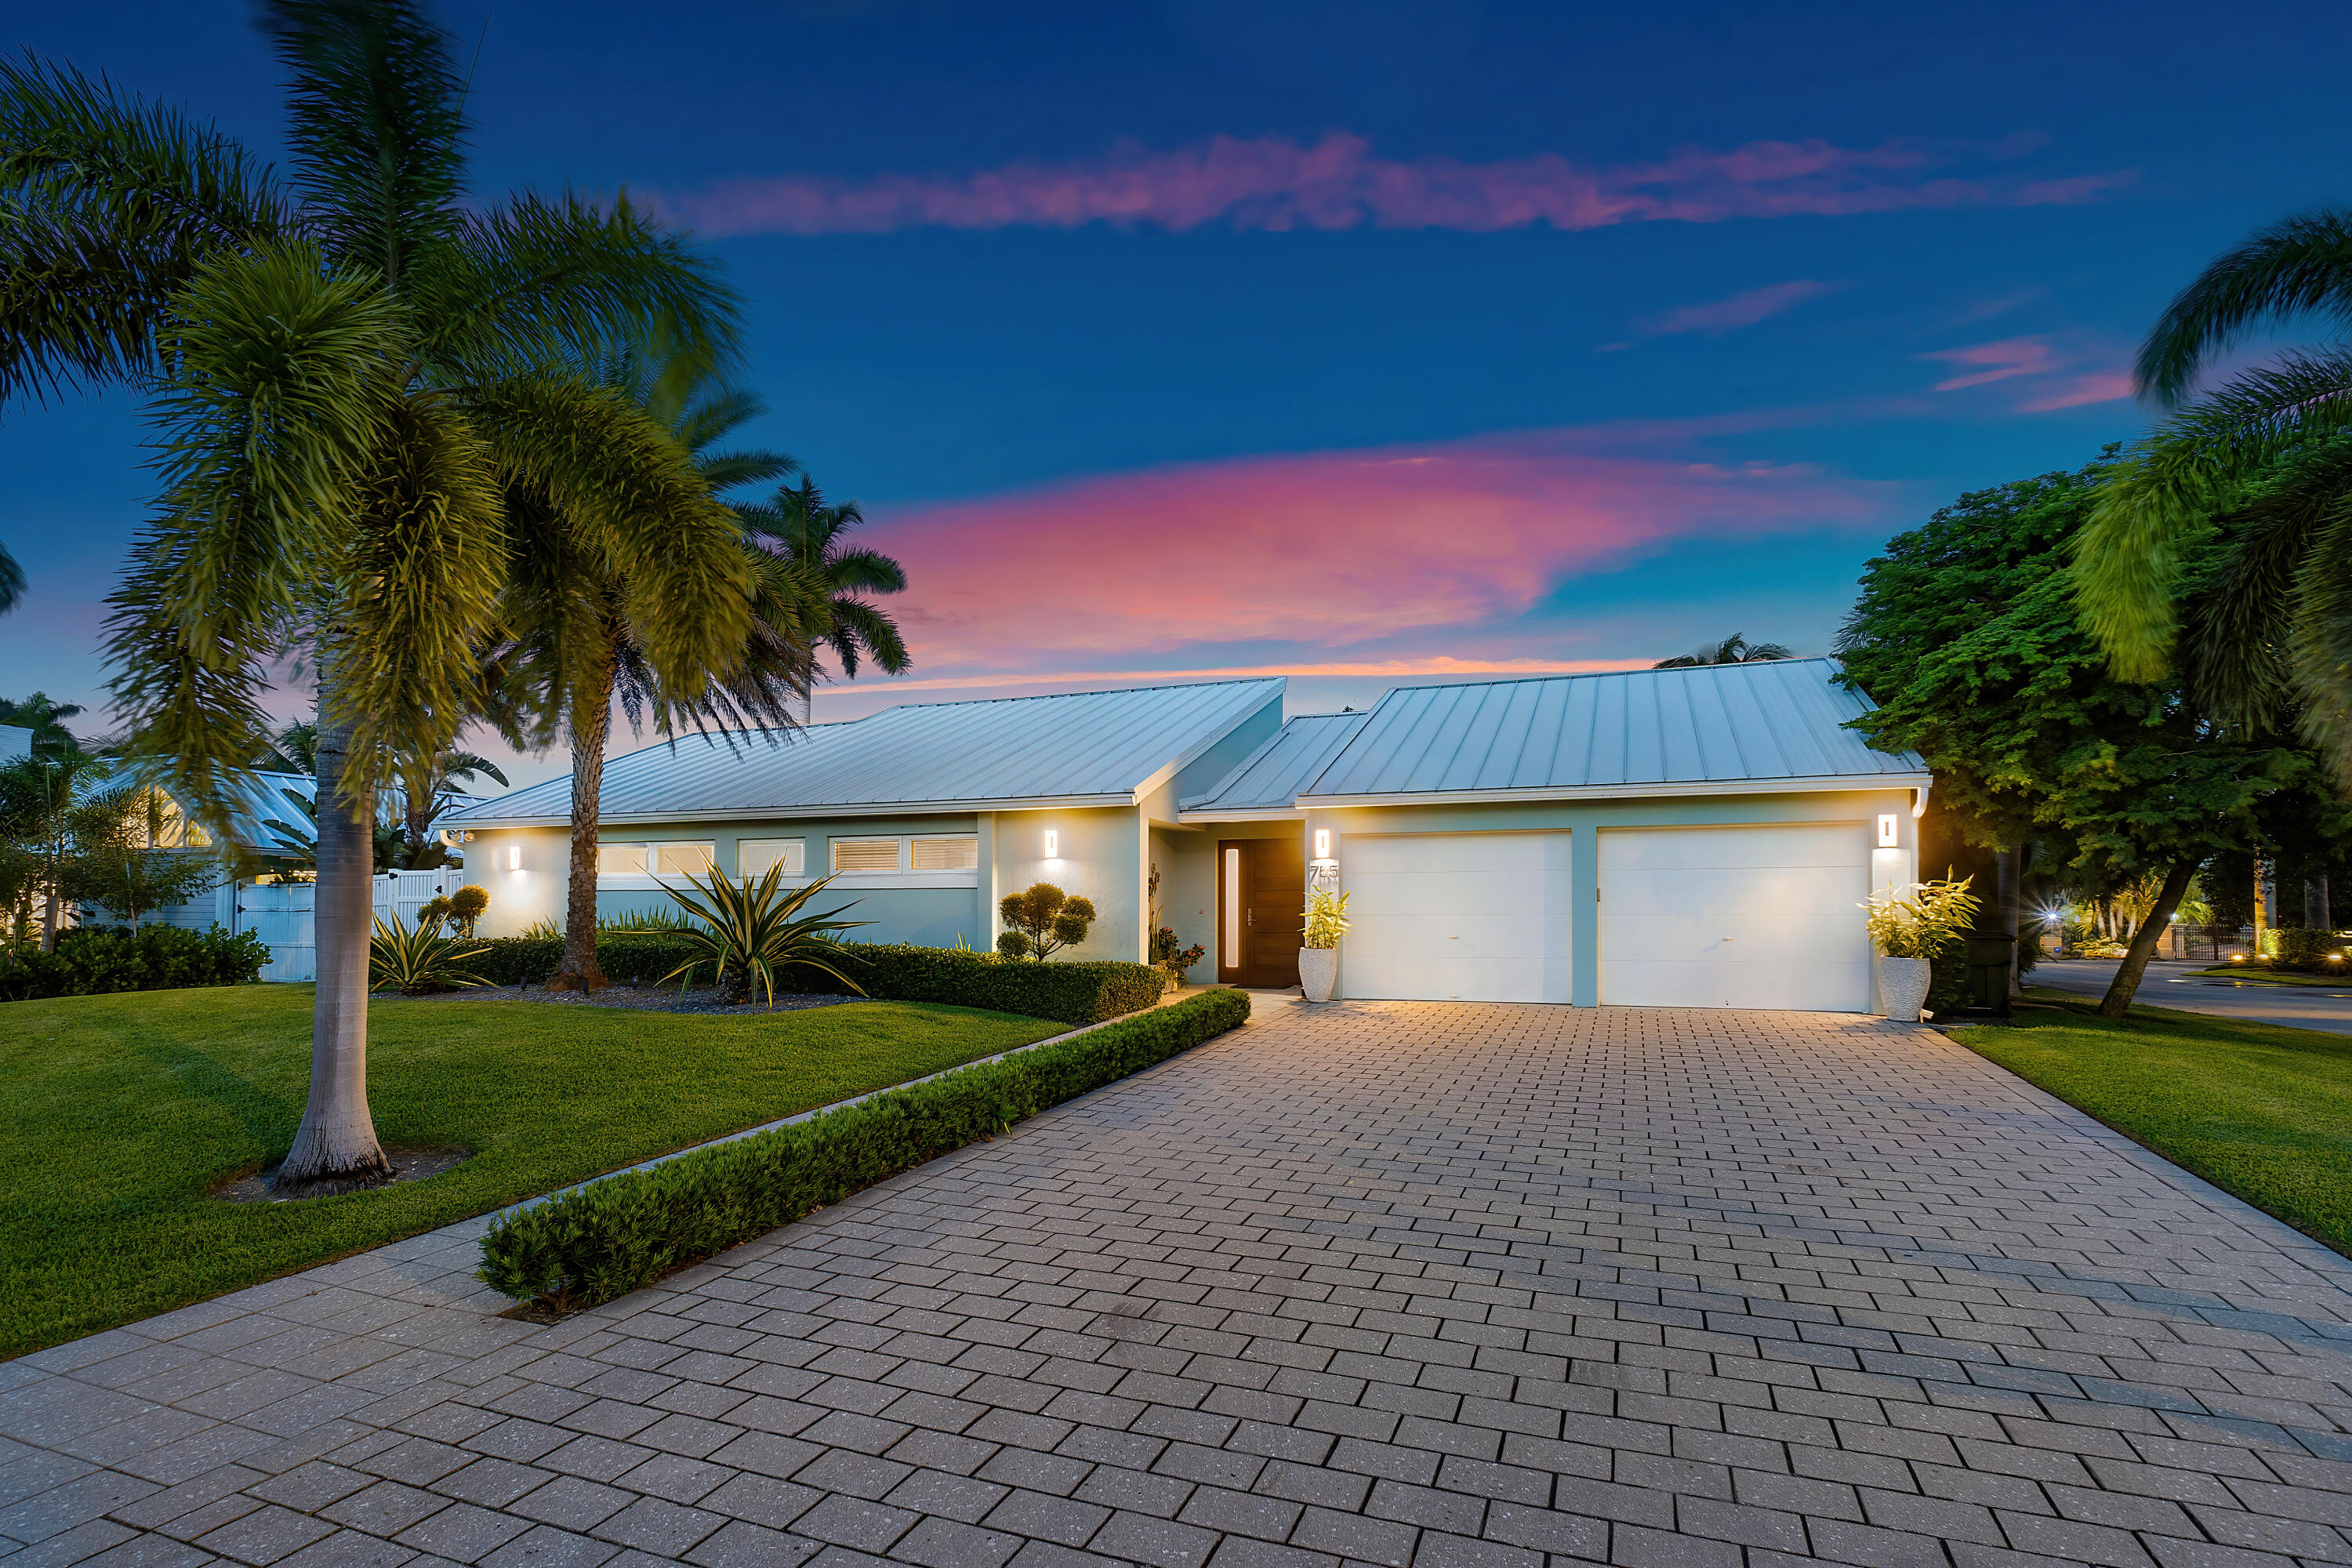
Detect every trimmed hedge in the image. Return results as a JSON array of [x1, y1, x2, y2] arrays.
[[0, 924, 271, 1003], [467, 935, 1164, 1026], [478, 987, 1250, 1312]]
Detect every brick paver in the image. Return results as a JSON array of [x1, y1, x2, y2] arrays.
[[10, 1001, 2352, 1568]]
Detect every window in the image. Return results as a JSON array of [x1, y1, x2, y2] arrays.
[[739, 839, 805, 878], [597, 843, 649, 877], [655, 842, 715, 877], [910, 836, 978, 871], [833, 838, 902, 873]]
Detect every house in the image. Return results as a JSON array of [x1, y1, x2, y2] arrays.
[[446, 659, 1928, 1011]]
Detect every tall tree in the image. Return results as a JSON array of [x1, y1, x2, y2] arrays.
[[394, 746, 506, 868], [0, 3, 749, 1192], [1838, 463, 2319, 1014], [1653, 633, 1792, 670], [493, 356, 813, 991], [0, 694, 85, 759], [742, 477, 912, 686], [2074, 208, 2352, 786]]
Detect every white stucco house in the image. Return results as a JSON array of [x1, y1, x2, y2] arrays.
[[444, 658, 1929, 1012]]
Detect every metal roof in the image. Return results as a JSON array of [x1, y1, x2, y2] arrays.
[[1178, 710, 1370, 818], [1298, 659, 1926, 804], [445, 677, 1286, 827]]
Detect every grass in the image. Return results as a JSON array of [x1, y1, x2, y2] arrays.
[[1958, 992, 2352, 1258], [1, 985, 1065, 1359]]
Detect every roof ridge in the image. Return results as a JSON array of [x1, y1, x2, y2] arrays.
[[877, 674, 1283, 713]]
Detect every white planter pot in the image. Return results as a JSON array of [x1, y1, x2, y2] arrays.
[[1875, 955, 1932, 1022], [1298, 947, 1338, 1003]]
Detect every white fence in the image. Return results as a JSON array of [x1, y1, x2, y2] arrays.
[[237, 869, 465, 983]]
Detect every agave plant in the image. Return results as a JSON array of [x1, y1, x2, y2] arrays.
[[369, 913, 492, 995], [632, 867, 869, 1006]]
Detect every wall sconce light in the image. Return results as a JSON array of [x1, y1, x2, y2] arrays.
[[507, 845, 522, 871], [1312, 829, 1331, 860], [1042, 830, 1058, 858], [1875, 815, 1900, 848]]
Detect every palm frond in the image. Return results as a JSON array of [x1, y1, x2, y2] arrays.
[[2180, 472, 2328, 731], [0, 54, 282, 401], [416, 192, 744, 377], [826, 598, 910, 677], [334, 395, 509, 799], [252, 0, 466, 281], [2290, 501, 2352, 788], [2138, 207, 2352, 407], [103, 241, 407, 840]]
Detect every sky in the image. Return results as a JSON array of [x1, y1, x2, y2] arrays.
[[7, 0, 2350, 793]]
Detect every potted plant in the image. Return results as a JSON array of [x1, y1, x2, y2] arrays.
[[1299, 885, 1349, 1003], [1861, 875, 1980, 1022]]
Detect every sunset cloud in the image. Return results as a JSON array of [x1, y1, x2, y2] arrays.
[[859, 430, 1898, 681], [1920, 335, 2134, 412], [656, 132, 2130, 239], [1639, 279, 1848, 338]]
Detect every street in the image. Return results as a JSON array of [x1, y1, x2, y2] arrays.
[[2027, 955, 2352, 1036]]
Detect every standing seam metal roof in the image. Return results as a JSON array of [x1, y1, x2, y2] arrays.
[[1298, 659, 1922, 800], [1178, 710, 1371, 815], [443, 677, 1286, 825]]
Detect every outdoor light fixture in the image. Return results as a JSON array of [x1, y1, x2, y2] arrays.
[[1313, 829, 1331, 859], [2230, 953, 2246, 962], [506, 845, 521, 871], [1876, 814, 1900, 848], [1043, 830, 1058, 858]]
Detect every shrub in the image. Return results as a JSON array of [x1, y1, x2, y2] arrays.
[[795, 943, 1165, 1025], [997, 883, 1095, 960], [0, 924, 270, 1001], [478, 988, 1250, 1312], [466, 933, 706, 988], [629, 867, 866, 1004], [369, 913, 492, 995], [1863, 876, 1980, 960], [2264, 927, 2348, 971], [1302, 887, 1349, 949], [1152, 925, 1205, 985]]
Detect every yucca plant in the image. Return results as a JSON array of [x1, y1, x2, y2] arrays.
[[631, 867, 869, 1006], [369, 913, 492, 995]]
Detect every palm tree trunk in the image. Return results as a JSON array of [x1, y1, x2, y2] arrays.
[[547, 652, 615, 992], [276, 648, 392, 1195], [2098, 859, 2201, 1018]]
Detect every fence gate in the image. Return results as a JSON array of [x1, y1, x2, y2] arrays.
[[236, 870, 465, 982]]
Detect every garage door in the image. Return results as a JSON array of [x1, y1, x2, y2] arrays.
[[1599, 823, 1870, 1011], [1338, 832, 1571, 1003]]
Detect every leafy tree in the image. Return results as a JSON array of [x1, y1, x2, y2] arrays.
[[1653, 633, 1792, 670], [2074, 208, 2352, 786], [0, 752, 113, 949], [1, 2, 749, 1192], [996, 883, 1096, 961], [1838, 462, 2322, 1014], [64, 782, 221, 930]]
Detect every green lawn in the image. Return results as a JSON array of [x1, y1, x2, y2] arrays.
[[2, 985, 1064, 1359], [1960, 993, 2352, 1257]]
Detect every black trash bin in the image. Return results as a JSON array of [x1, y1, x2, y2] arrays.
[[1964, 933, 2017, 1018]]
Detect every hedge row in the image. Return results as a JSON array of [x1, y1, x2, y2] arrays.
[[466, 935, 1165, 1026], [478, 987, 1250, 1312], [2257, 927, 2349, 971], [0, 924, 273, 1002]]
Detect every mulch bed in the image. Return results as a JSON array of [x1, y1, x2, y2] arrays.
[[384, 984, 867, 1015], [214, 1147, 474, 1204]]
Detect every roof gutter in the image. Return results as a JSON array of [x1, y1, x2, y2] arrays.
[[447, 790, 1142, 830]]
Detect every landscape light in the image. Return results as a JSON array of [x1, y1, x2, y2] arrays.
[[2332, 953, 2345, 963], [2230, 953, 2246, 962], [1043, 829, 1058, 858]]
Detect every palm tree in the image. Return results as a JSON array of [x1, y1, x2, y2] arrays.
[[0, 694, 86, 759], [2074, 208, 2352, 786], [394, 746, 507, 868], [1652, 633, 1794, 670], [493, 354, 815, 990], [743, 477, 913, 699], [0, 3, 750, 1193]]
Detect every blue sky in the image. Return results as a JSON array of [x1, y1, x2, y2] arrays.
[[6, 0, 2348, 788]]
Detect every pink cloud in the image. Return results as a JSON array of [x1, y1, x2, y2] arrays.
[[1921, 336, 2061, 390], [1920, 336, 2136, 412], [2016, 372, 2136, 412], [656, 132, 2132, 238], [1641, 279, 1846, 338], [860, 432, 1897, 678]]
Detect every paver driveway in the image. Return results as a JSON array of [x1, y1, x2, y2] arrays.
[[10, 1002, 2352, 1568]]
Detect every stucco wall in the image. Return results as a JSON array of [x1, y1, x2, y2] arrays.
[[1304, 788, 1919, 1007], [984, 806, 1145, 962]]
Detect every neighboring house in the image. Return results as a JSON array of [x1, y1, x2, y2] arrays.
[[445, 659, 1928, 1013], [0, 724, 29, 764]]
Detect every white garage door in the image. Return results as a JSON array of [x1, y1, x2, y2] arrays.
[[1599, 823, 1871, 1011], [1338, 833, 1571, 1003]]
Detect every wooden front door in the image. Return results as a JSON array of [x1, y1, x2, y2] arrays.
[[1218, 837, 1304, 987]]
